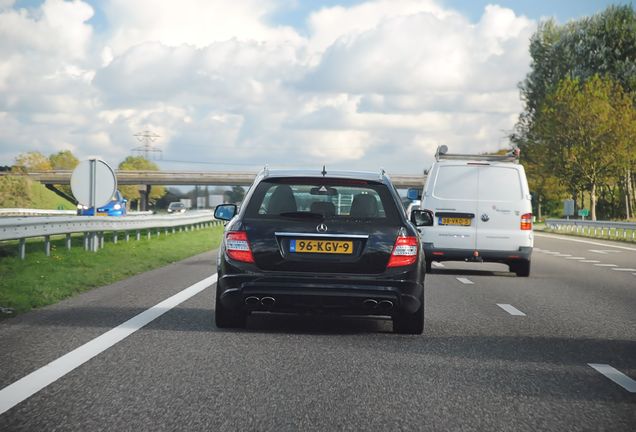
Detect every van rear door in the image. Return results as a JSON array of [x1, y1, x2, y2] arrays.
[[475, 165, 526, 251], [428, 164, 478, 251]]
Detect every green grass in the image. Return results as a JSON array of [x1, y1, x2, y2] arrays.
[[28, 181, 75, 210], [0, 224, 224, 315]]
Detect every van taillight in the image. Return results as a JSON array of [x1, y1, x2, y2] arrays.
[[225, 231, 255, 263], [387, 236, 418, 268], [520, 213, 533, 230]]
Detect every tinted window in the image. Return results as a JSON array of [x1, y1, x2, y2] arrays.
[[244, 178, 400, 222], [478, 167, 522, 201]]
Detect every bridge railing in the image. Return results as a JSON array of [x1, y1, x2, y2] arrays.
[[0, 211, 222, 259], [544, 218, 636, 242]]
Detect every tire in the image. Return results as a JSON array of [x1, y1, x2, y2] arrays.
[[214, 286, 247, 329], [510, 260, 530, 277], [393, 289, 424, 335]]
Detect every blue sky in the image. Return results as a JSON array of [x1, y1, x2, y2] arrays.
[[1, 1, 633, 172]]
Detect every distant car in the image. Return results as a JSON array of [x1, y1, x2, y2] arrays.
[[213, 168, 426, 334], [77, 190, 127, 216], [167, 202, 186, 213]]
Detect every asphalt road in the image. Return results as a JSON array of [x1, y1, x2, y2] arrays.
[[0, 233, 634, 431]]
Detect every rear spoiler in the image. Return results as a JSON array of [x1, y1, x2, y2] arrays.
[[435, 145, 520, 163]]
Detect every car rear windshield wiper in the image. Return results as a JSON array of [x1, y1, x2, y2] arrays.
[[278, 211, 324, 219]]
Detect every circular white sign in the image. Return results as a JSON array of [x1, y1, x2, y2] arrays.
[[70, 159, 117, 208]]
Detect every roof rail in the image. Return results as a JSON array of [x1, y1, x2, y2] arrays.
[[435, 145, 520, 163]]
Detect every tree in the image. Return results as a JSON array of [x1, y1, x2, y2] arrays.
[[117, 156, 166, 208], [13, 152, 52, 171], [513, 5, 636, 220], [49, 150, 79, 170], [534, 75, 635, 220]]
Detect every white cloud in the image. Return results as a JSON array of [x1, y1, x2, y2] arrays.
[[0, 0, 536, 174]]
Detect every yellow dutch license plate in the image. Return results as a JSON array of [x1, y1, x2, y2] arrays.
[[96, 213, 109, 216], [290, 239, 353, 254], [440, 217, 471, 226]]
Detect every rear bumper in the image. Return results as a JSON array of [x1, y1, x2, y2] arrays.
[[217, 272, 423, 316], [423, 243, 532, 263]]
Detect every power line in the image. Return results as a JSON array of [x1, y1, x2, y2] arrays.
[[132, 130, 162, 160]]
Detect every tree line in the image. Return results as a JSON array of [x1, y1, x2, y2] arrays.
[[512, 5, 636, 221]]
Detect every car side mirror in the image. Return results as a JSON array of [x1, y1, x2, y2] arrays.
[[406, 188, 421, 201], [411, 209, 433, 226], [214, 204, 237, 221]]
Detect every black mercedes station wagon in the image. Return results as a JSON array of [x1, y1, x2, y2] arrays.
[[213, 169, 426, 334]]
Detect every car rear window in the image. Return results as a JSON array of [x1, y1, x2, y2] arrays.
[[244, 178, 400, 222]]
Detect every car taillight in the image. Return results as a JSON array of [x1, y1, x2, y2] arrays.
[[520, 213, 533, 230], [225, 231, 255, 263], [387, 236, 419, 268]]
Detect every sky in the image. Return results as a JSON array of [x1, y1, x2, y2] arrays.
[[0, 0, 631, 174]]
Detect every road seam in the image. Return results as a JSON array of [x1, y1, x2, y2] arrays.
[[0, 273, 218, 416]]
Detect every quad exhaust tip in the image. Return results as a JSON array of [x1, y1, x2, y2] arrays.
[[363, 299, 378, 308], [245, 296, 261, 306], [378, 300, 394, 310], [260, 297, 276, 307]]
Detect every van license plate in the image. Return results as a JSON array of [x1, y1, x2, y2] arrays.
[[439, 217, 471, 226], [290, 239, 353, 254]]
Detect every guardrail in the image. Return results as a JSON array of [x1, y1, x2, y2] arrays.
[[0, 208, 154, 217], [0, 211, 222, 259], [544, 219, 636, 242]]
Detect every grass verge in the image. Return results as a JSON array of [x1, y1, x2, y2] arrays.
[[0, 224, 224, 316]]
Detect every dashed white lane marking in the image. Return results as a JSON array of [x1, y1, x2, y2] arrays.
[[496, 304, 526, 316], [565, 257, 585, 260], [612, 268, 636, 272], [432, 262, 445, 268], [579, 260, 600, 263], [456, 277, 474, 285], [535, 233, 636, 251], [0, 274, 218, 416], [555, 253, 572, 257], [543, 251, 560, 255], [589, 249, 622, 255], [594, 264, 617, 267], [588, 364, 636, 393]]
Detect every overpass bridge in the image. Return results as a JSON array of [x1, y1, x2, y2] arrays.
[[16, 170, 427, 189]]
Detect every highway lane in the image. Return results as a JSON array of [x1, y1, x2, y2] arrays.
[[0, 234, 634, 431]]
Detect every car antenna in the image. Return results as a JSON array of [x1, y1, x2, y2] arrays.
[[321, 165, 327, 176]]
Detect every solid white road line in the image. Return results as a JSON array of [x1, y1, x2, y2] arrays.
[[0, 274, 218, 416], [612, 268, 636, 272], [456, 277, 474, 285], [579, 260, 600, 263], [496, 304, 526, 316], [588, 364, 636, 393], [594, 264, 617, 267], [535, 233, 636, 252], [431, 262, 445, 268]]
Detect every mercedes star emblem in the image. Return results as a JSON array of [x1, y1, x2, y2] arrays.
[[317, 223, 328, 233]]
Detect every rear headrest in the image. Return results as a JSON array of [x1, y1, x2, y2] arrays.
[[310, 201, 336, 217], [267, 185, 297, 214], [350, 193, 379, 218]]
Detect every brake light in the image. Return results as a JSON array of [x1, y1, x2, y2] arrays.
[[225, 231, 255, 263], [520, 213, 533, 230], [387, 236, 418, 268]]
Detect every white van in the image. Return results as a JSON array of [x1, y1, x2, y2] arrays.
[[409, 146, 533, 276]]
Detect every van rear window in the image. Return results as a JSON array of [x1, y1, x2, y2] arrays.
[[433, 165, 522, 201], [478, 167, 522, 201], [433, 166, 478, 200]]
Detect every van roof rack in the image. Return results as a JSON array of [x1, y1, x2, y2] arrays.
[[435, 145, 520, 163]]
